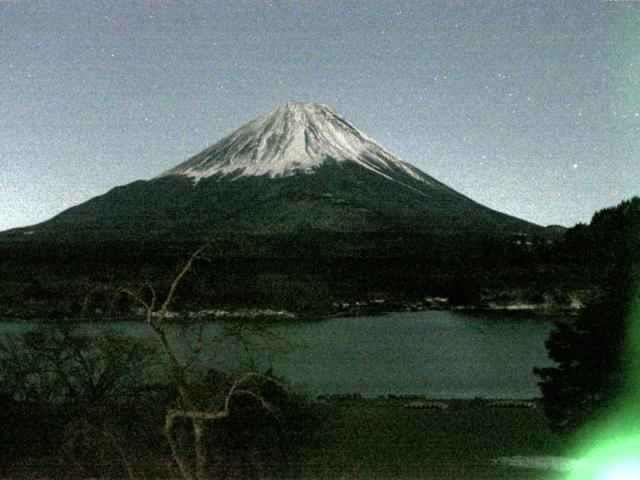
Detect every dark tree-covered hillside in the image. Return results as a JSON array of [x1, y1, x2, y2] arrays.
[[535, 197, 640, 432]]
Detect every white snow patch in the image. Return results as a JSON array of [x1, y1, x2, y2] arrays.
[[188, 308, 296, 320], [493, 455, 576, 471], [398, 162, 428, 182], [487, 302, 539, 311], [158, 101, 438, 188]]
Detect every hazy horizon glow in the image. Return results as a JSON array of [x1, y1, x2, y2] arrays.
[[1, 0, 638, 230]]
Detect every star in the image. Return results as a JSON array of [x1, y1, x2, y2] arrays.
[[1, 0, 637, 232]]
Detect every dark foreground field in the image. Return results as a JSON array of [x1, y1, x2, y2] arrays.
[[3, 397, 563, 479], [295, 397, 562, 480]]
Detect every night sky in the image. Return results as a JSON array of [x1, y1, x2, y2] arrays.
[[1, 0, 638, 230]]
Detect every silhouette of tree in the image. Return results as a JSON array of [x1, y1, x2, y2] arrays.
[[534, 268, 637, 432], [535, 197, 639, 432]]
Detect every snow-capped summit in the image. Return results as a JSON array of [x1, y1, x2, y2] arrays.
[[3, 101, 543, 243], [159, 100, 430, 184]]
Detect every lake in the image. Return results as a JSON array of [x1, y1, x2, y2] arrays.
[[0, 310, 556, 399]]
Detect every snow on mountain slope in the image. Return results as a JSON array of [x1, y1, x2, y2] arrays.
[[158, 100, 437, 187], [0, 100, 544, 243]]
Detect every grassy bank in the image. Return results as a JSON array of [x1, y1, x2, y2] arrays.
[[294, 397, 562, 480], [2, 397, 563, 479]]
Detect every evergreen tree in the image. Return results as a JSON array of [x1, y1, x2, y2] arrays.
[[534, 197, 639, 432], [534, 268, 637, 432]]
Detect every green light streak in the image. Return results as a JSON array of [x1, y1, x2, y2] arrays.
[[552, 5, 640, 476], [566, 436, 640, 480], [563, 278, 640, 480]]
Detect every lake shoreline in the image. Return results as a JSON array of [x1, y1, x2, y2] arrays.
[[0, 300, 581, 323], [0, 310, 554, 399]]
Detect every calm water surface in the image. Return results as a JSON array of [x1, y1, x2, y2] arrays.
[[1, 311, 555, 399]]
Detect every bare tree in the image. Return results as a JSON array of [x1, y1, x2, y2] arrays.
[[0, 243, 298, 479], [0, 323, 160, 479], [119, 243, 287, 480]]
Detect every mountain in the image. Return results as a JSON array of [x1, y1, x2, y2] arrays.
[[159, 100, 439, 182], [2, 101, 542, 252]]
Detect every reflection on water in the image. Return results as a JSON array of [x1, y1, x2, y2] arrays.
[[1, 311, 555, 398]]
